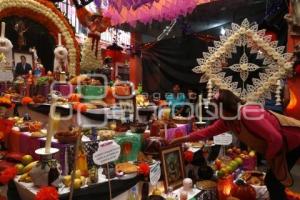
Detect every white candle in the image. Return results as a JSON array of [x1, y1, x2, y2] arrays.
[[58, 33, 62, 46], [198, 95, 203, 123], [45, 113, 60, 153], [1, 22, 5, 38]]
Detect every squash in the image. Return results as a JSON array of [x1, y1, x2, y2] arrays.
[[104, 87, 115, 105], [73, 102, 87, 112], [69, 93, 81, 102]]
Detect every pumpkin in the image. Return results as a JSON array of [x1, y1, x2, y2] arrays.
[[104, 87, 115, 105], [68, 93, 81, 102], [73, 102, 87, 112], [231, 180, 256, 200]]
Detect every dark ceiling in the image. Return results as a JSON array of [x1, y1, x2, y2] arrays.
[[118, 0, 286, 43]]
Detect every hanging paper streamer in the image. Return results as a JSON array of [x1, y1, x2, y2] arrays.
[[104, 0, 212, 26]]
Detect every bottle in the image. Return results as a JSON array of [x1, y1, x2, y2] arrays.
[[128, 186, 138, 200]]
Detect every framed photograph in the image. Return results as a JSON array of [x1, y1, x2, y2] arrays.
[[160, 145, 185, 191], [13, 51, 34, 69]]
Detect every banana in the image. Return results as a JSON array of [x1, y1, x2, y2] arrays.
[[22, 161, 38, 174]]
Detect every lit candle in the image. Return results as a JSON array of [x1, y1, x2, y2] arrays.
[[45, 113, 60, 153], [1, 22, 5, 38]]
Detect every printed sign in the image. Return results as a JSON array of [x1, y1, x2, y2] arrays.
[[150, 162, 161, 185], [93, 140, 121, 165], [213, 133, 233, 145]]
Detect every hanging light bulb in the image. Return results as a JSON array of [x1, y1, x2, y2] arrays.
[[220, 27, 226, 35]]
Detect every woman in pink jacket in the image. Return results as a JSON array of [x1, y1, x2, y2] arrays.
[[172, 89, 300, 200]]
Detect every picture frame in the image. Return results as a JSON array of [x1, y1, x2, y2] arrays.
[[13, 51, 34, 70], [160, 145, 185, 191]]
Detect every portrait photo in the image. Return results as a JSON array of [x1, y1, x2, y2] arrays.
[[13, 51, 34, 77], [160, 145, 185, 191]]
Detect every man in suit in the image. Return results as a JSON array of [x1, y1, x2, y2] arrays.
[[15, 55, 32, 77]]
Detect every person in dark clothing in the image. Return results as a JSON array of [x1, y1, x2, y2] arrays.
[[15, 55, 32, 77]]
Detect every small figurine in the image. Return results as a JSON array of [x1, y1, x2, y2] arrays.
[[183, 178, 193, 192]]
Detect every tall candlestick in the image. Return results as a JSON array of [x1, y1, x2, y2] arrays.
[[198, 95, 203, 123], [58, 33, 62, 46], [45, 113, 60, 153], [1, 22, 5, 38]]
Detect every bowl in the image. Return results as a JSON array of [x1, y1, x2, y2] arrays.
[[55, 131, 79, 144]]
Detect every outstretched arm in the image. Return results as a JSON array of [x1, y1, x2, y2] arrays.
[[171, 119, 229, 144]]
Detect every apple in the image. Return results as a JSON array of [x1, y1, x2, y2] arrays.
[[234, 157, 243, 165], [240, 154, 246, 159], [215, 159, 222, 170], [22, 155, 33, 166], [73, 178, 82, 189], [75, 170, 81, 179], [15, 164, 24, 175], [227, 148, 233, 154], [152, 188, 162, 196], [242, 150, 248, 155], [217, 170, 225, 178], [229, 161, 239, 170], [80, 176, 86, 186], [249, 151, 256, 157], [63, 175, 71, 187], [235, 148, 241, 154]]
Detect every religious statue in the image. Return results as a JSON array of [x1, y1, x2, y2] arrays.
[[14, 20, 29, 50], [53, 46, 68, 72]]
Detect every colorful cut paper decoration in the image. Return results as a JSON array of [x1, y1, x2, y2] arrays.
[[193, 19, 293, 103], [104, 0, 213, 26]]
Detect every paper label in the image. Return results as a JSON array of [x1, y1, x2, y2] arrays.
[[213, 133, 233, 145], [150, 162, 161, 185], [93, 140, 121, 165]]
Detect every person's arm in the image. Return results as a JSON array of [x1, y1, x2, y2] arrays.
[[240, 107, 283, 160], [171, 119, 229, 144]]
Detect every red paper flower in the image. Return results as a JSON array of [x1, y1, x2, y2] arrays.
[[21, 97, 33, 105], [0, 167, 17, 185], [184, 151, 194, 162], [138, 162, 150, 177], [0, 119, 14, 141], [35, 187, 59, 200]]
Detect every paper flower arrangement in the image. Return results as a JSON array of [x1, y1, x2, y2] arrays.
[[35, 187, 59, 200], [0, 166, 17, 185], [193, 19, 293, 104]]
